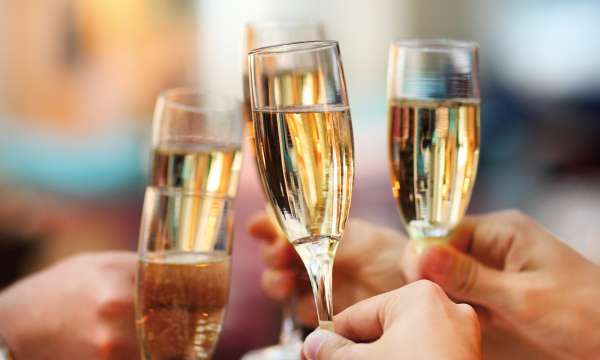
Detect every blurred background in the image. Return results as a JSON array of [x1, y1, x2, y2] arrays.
[[1, 0, 599, 359]]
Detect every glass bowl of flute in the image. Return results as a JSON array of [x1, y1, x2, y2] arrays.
[[387, 39, 480, 251]]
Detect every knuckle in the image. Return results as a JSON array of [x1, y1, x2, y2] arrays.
[[457, 303, 478, 323], [494, 210, 535, 252], [504, 209, 531, 229], [413, 280, 445, 300], [261, 271, 287, 300], [503, 208, 524, 219], [96, 291, 131, 319]]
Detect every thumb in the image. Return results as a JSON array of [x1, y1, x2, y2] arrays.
[[407, 244, 514, 310], [303, 330, 363, 360]]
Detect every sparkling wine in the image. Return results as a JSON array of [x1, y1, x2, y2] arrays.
[[388, 99, 480, 241], [252, 106, 354, 244], [244, 71, 324, 149], [136, 251, 231, 360], [151, 141, 242, 196]]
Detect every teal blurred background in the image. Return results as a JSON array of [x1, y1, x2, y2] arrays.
[[1, 1, 599, 359]]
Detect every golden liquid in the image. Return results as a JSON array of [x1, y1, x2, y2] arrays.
[[388, 99, 480, 242], [244, 71, 325, 150], [253, 106, 354, 244], [151, 141, 242, 196], [136, 251, 230, 360], [146, 141, 239, 254], [139, 186, 233, 254]]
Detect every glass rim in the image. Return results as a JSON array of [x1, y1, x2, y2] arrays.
[[245, 19, 322, 31], [158, 87, 240, 114], [391, 38, 478, 52], [248, 40, 338, 56]]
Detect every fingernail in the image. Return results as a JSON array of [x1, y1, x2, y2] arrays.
[[426, 246, 454, 275], [304, 330, 335, 360]]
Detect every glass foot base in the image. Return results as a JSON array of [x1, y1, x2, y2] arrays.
[[241, 342, 302, 360]]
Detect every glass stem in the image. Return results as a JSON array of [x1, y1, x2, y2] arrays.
[[279, 293, 302, 345], [296, 236, 339, 331]]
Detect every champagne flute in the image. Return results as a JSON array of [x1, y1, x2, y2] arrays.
[[135, 88, 243, 360], [241, 20, 324, 360], [387, 39, 480, 250], [248, 41, 354, 331]]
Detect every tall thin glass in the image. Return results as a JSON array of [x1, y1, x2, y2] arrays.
[[242, 21, 325, 360], [387, 39, 480, 250], [135, 89, 243, 360], [248, 41, 354, 331]]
